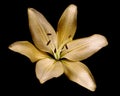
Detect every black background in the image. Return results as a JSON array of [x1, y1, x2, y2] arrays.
[[1, 0, 116, 96]]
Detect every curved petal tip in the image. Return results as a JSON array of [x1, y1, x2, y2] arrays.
[[88, 82, 96, 91], [68, 4, 77, 12], [91, 34, 108, 48]]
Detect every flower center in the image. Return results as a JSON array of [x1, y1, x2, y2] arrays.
[[53, 39, 71, 60], [53, 49, 61, 60]]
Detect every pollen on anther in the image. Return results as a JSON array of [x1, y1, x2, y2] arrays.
[[62, 46, 64, 49], [60, 51, 62, 54], [47, 33, 52, 35], [68, 35, 71, 38], [65, 44, 68, 49], [46, 40, 51, 46], [54, 48, 56, 53]]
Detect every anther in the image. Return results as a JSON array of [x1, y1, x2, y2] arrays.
[[65, 44, 68, 49], [68, 35, 71, 38], [47, 33, 52, 35], [60, 51, 62, 54], [62, 46, 64, 49], [54, 48, 56, 53], [46, 40, 51, 46]]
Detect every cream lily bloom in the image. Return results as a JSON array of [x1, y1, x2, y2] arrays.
[[8, 4, 108, 91]]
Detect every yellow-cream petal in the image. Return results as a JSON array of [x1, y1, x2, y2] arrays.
[[35, 58, 64, 84], [63, 60, 96, 91], [8, 41, 48, 62], [28, 8, 57, 54], [57, 4, 77, 47], [62, 34, 108, 61]]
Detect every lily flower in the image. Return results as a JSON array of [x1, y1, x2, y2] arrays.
[[8, 4, 108, 91]]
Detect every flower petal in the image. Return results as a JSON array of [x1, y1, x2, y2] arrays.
[[63, 60, 96, 91], [35, 58, 64, 83], [62, 34, 108, 61], [57, 4, 77, 47], [8, 41, 48, 62], [28, 8, 57, 54]]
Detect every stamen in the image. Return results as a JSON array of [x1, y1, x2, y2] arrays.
[[46, 40, 51, 46], [47, 33, 52, 35], [65, 44, 68, 49]]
